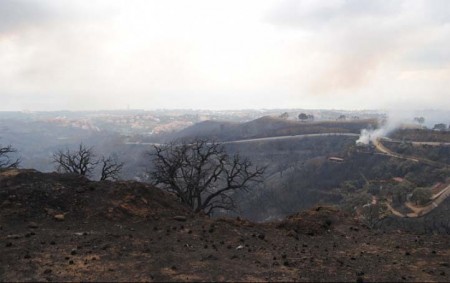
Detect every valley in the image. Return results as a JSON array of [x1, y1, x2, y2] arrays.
[[1, 109, 450, 282], [1, 111, 449, 226]]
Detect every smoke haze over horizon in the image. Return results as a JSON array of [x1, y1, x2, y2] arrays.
[[0, 0, 449, 111]]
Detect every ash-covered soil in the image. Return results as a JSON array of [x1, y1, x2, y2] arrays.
[[1, 169, 449, 282]]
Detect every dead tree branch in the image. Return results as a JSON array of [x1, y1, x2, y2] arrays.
[[148, 138, 265, 215]]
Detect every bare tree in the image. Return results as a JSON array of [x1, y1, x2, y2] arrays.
[[52, 143, 98, 176], [53, 143, 124, 181], [148, 139, 265, 215], [100, 155, 124, 181], [337, 114, 347, 121], [298, 113, 308, 122], [414, 116, 425, 125], [0, 144, 20, 169]]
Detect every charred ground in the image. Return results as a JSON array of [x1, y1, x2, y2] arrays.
[[1, 169, 449, 282]]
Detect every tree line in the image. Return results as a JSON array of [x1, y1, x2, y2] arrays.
[[1, 139, 264, 216]]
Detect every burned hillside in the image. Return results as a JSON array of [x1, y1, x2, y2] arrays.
[[1, 169, 449, 282]]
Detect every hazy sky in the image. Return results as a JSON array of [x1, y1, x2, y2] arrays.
[[0, 0, 449, 111]]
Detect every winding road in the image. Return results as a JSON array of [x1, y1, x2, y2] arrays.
[[373, 138, 450, 218], [373, 139, 420, 162], [386, 184, 450, 218], [373, 138, 448, 168]]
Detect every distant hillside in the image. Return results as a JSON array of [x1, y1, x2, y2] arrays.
[[170, 116, 377, 141], [389, 128, 450, 142]]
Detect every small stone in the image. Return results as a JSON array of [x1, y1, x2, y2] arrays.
[[71, 249, 77, 255], [7, 234, 22, 239], [54, 214, 65, 221]]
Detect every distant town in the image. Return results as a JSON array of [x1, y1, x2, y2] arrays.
[[0, 109, 384, 137]]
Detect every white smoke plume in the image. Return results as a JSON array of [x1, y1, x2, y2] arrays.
[[356, 126, 395, 145], [356, 110, 415, 145]]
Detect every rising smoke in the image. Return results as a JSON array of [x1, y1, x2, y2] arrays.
[[356, 110, 417, 145], [356, 123, 400, 145]]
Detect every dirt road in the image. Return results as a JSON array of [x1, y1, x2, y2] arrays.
[[373, 139, 447, 168], [386, 183, 450, 218]]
